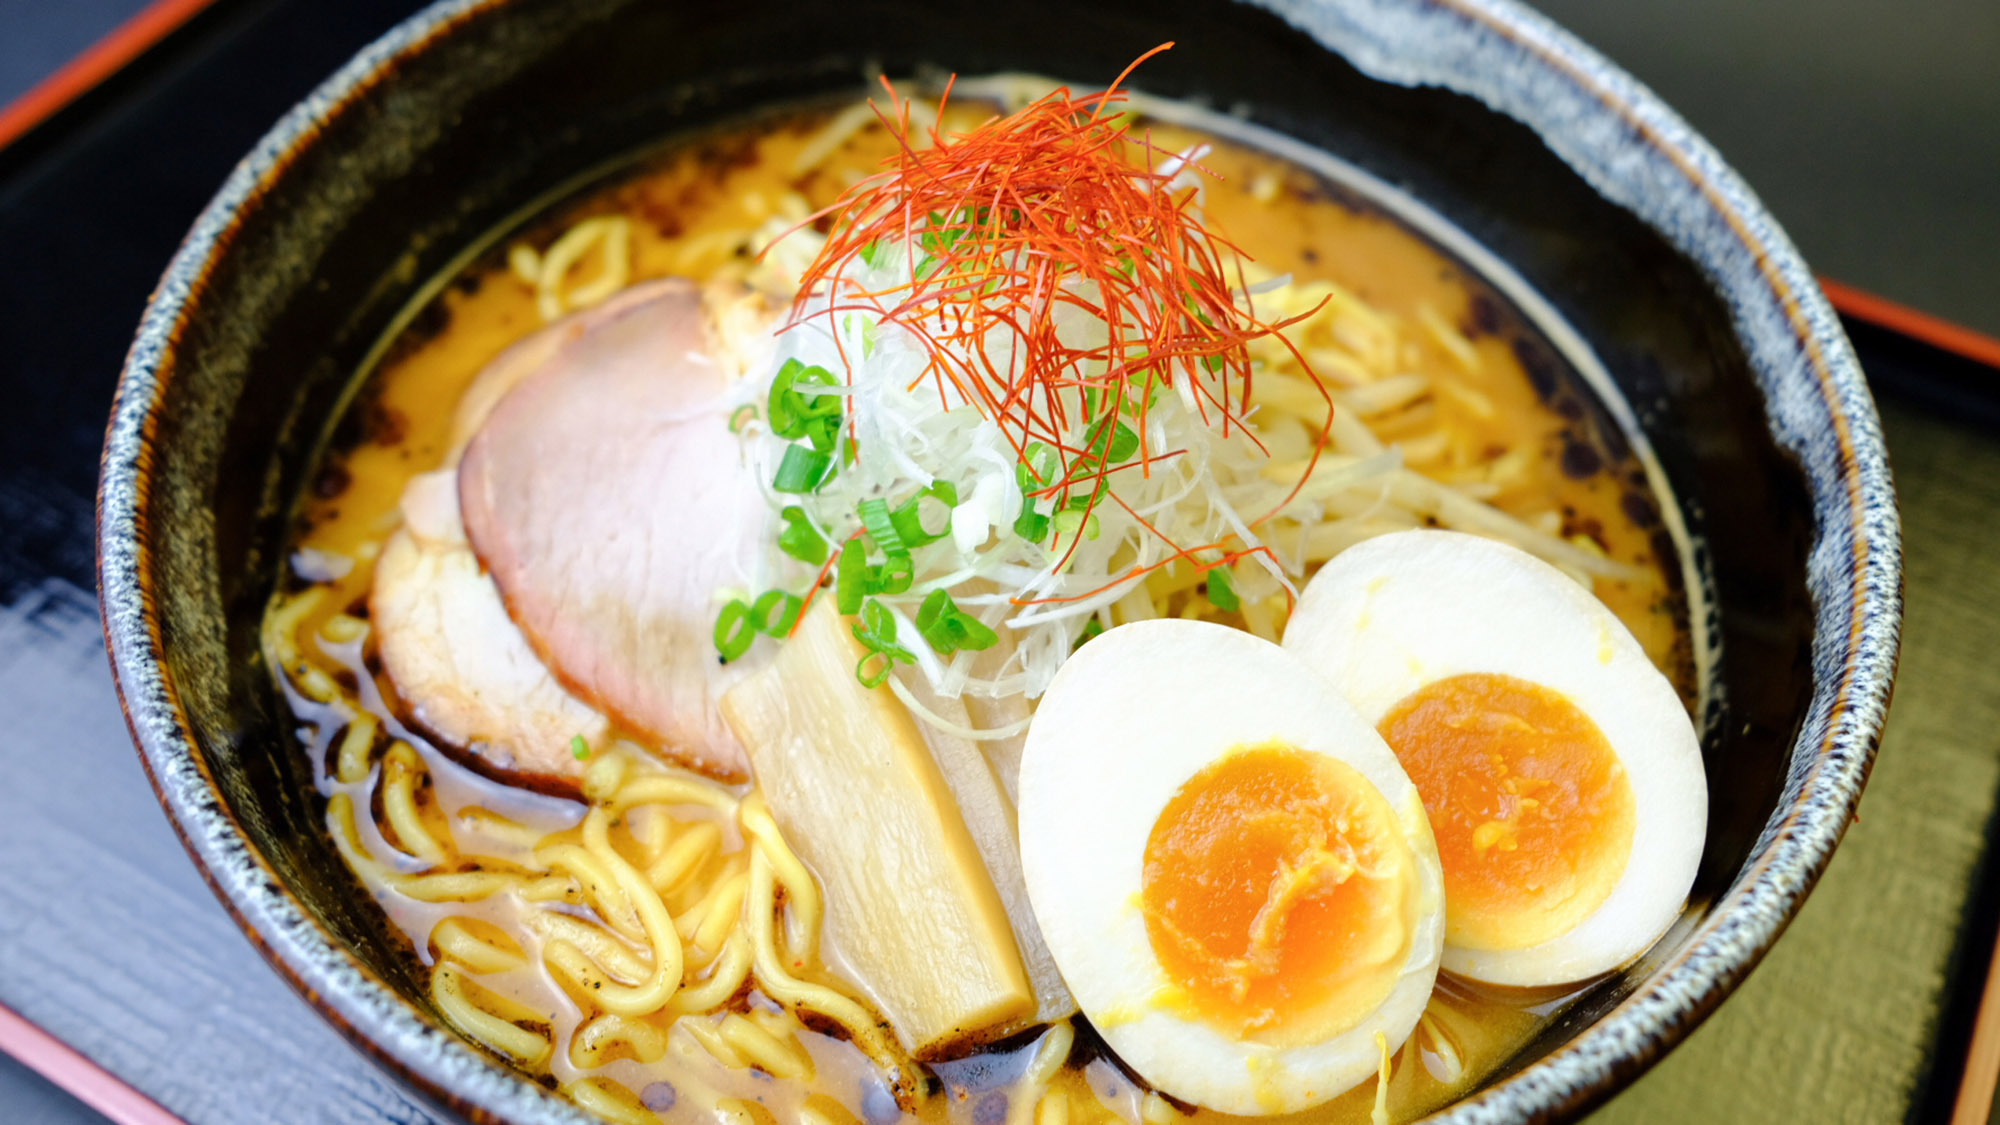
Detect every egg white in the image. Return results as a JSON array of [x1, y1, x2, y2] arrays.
[[1282, 529, 1706, 987], [1018, 620, 1444, 1115]]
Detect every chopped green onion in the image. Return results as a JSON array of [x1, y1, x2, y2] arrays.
[[803, 412, 842, 454], [1014, 508, 1051, 545], [769, 359, 842, 451], [1018, 442, 1058, 489], [871, 551, 913, 595], [1205, 566, 1240, 612], [850, 598, 916, 687], [858, 498, 904, 556], [777, 507, 828, 565], [767, 358, 805, 436], [860, 240, 890, 269], [1015, 443, 1058, 543], [915, 588, 998, 655], [856, 650, 895, 689], [728, 404, 757, 433], [1107, 422, 1139, 462], [889, 480, 957, 548], [853, 599, 899, 650], [836, 540, 866, 614], [750, 589, 803, 636], [772, 445, 833, 493], [1083, 415, 1138, 463], [714, 599, 757, 662], [570, 735, 590, 760], [1052, 508, 1099, 540], [1078, 618, 1104, 644], [914, 590, 955, 649]]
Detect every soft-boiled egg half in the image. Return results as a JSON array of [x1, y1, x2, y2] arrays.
[[1018, 620, 1445, 1115], [1283, 529, 1705, 988]]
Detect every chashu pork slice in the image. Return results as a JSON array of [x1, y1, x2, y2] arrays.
[[458, 277, 768, 781], [370, 285, 687, 786], [373, 469, 611, 785]]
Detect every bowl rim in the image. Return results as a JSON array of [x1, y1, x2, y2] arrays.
[[96, 0, 1903, 1121]]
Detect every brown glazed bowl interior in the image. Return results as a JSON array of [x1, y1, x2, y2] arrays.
[[97, 0, 1900, 1121]]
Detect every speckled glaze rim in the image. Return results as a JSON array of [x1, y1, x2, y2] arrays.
[[96, 1, 1901, 1122]]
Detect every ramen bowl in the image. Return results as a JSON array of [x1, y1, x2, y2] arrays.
[[97, 0, 1900, 1120]]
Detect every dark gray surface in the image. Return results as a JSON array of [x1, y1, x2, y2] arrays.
[[0, 0, 150, 106], [1531, 0, 2000, 337], [0, 1051, 110, 1124], [0, 2, 450, 1122], [0, 583, 434, 1124]]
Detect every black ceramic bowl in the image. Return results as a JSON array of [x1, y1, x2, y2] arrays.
[[98, 0, 1901, 1121]]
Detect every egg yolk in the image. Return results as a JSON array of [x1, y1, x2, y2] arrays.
[[1141, 743, 1417, 1047], [1376, 673, 1634, 952]]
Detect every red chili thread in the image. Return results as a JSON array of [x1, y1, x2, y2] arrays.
[[782, 45, 1336, 601]]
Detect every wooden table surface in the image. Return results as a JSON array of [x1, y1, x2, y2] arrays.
[[0, 2, 1996, 1123]]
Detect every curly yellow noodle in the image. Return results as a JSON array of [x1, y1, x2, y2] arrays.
[[801, 1093, 863, 1125], [263, 587, 325, 662], [519, 874, 583, 905], [1024, 1023, 1074, 1089], [507, 242, 539, 285], [579, 807, 656, 938], [670, 930, 752, 1014], [325, 793, 391, 882], [291, 660, 342, 705], [1004, 1024, 1077, 1125], [570, 1013, 670, 1068], [332, 711, 378, 785], [319, 612, 369, 645], [738, 794, 821, 957], [531, 216, 632, 322], [560, 217, 630, 310], [691, 870, 749, 955], [717, 1011, 813, 1080], [610, 773, 738, 817], [681, 1016, 744, 1067], [744, 849, 912, 1084], [529, 912, 654, 984], [561, 1076, 656, 1125], [561, 830, 684, 1017], [1417, 304, 1481, 374], [543, 938, 621, 1002], [430, 917, 526, 975], [455, 806, 545, 851], [536, 842, 642, 942], [1417, 1012, 1464, 1086], [647, 820, 723, 894], [1346, 373, 1434, 417], [431, 963, 551, 1066], [398, 870, 523, 902], [260, 587, 341, 703], [381, 742, 450, 866], [678, 866, 749, 954], [581, 750, 631, 801], [716, 1096, 779, 1125]]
